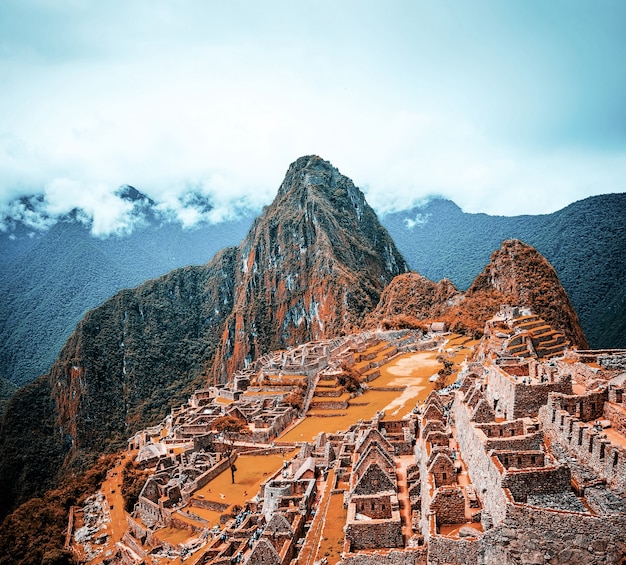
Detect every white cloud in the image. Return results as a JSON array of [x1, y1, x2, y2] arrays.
[[1, 1, 625, 234]]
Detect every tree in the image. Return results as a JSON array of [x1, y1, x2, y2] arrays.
[[212, 415, 249, 483], [337, 362, 363, 394], [434, 355, 455, 390]]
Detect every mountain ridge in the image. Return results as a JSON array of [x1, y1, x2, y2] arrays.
[[0, 155, 408, 514], [383, 192, 626, 348], [1, 189, 623, 391]]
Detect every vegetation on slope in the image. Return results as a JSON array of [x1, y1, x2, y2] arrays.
[[0, 453, 116, 565], [366, 240, 588, 349], [0, 214, 254, 390], [0, 156, 407, 522]]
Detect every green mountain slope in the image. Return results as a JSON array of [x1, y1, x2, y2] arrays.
[[0, 214, 255, 388]]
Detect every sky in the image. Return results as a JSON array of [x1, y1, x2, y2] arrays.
[[1, 0, 625, 235]]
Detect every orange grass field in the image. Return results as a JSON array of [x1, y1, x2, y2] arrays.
[[280, 344, 465, 442], [189, 451, 296, 525]]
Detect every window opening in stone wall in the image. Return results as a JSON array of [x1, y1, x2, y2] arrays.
[[614, 451, 619, 467]]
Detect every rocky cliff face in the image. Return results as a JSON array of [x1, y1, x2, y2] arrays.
[[211, 155, 408, 382], [0, 156, 408, 513]]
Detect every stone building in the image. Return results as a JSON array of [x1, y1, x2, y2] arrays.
[[448, 372, 626, 564]]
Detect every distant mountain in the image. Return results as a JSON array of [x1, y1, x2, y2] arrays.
[[381, 193, 626, 348], [0, 156, 408, 514], [365, 239, 588, 350], [0, 201, 256, 388]]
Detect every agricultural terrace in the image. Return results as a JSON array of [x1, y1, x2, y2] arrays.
[[280, 335, 477, 442]]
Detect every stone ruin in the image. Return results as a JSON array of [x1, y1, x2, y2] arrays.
[[71, 315, 626, 564]]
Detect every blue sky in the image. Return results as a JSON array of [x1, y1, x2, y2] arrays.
[[1, 0, 625, 234]]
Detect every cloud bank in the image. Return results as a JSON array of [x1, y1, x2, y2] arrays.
[[1, 1, 625, 235]]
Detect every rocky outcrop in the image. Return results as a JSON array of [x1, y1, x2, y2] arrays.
[[452, 239, 588, 347], [367, 240, 588, 348], [212, 155, 408, 381], [364, 273, 460, 329]]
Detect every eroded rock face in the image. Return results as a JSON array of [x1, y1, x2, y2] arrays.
[[211, 155, 408, 382]]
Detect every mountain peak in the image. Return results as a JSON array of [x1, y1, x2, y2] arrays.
[[276, 155, 365, 214], [115, 185, 154, 204], [469, 238, 589, 348], [211, 157, 409, 381], [277, 155, 333, 195]]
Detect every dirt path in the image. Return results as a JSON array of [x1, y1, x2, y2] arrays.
[[395, 455, 414, 543], [297, 468, 335, 565], [87, 450, 136, 563]]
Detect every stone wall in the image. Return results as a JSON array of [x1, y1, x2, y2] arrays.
[[452, 393, 510, 525], [604, 401, 626, 435], [427, 534, 481, 565], [501, 465, 572, 503], [598, 352, 626, 370], [430, 486, 466, 525], [345, 515, 403, 550], [126, 514, 150, 544], [170, 513, 204, 532], [338, 548, 427, 565], [181, 453, 237, 504], [136, 495, 162, 527], [483, 430, 544, 452], [481, 501, 626, 565], [550, 389, 609, 422], [189, 498, 229, 512], [309, 399, 349, 410], [476, 419, 525, 438], [539, 398, 626, 492], [485, 366, 572, 420], [121, 532, 146, 559], [429, 452, 456, 488], [351, 493, 394, 519], [494, 450, 545, 469]]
